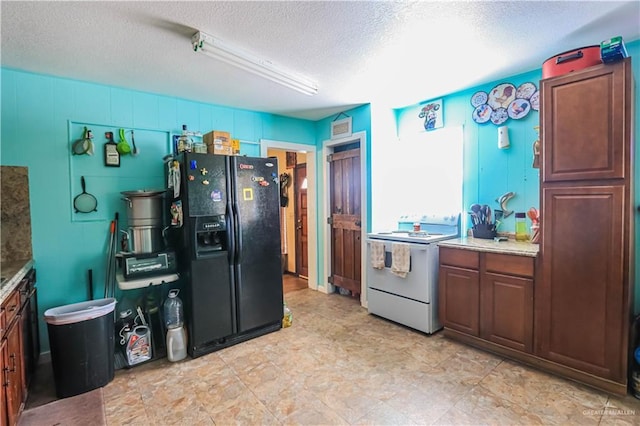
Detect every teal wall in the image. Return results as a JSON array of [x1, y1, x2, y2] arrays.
[[395, 39, 640, 312], [2, 39, 639, 353], [1, 69, 317, 350], [313, 104, 372, 288], [396, 70, 541, 233]]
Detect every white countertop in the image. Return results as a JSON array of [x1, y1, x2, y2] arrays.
[[438, 237, 539, 257]]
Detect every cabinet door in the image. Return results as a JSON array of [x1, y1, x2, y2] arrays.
[[439, 265, 480, 336], [481, 272, 533, 353], [1, 338, 6, 426], [541, 59, 630, 182], [537, 185, 626, 381], [5, 319, 23, 426]]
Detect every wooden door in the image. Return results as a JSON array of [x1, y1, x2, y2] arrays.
[[328, 148, 361, 296], [537, 185, 626, 381], [294, 163, 308, 278]]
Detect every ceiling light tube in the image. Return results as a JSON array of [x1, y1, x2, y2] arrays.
[[192, 31, 318, 96]]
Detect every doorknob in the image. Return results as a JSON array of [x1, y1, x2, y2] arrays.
[[355, 220, 361, 227]]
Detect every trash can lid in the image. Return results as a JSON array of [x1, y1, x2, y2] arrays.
[[44, 298, 117, 325]]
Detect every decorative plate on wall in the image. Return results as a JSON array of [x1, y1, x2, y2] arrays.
[[490, 107, 509, 125], [470, 81, 538, 125], [487, 83, 516, 110], [530, 91, 540, 111], [507, 99, 531, 120], [515, 82, 537, 99], [472, 104, 492, 124], [470, 91, 488, 108]]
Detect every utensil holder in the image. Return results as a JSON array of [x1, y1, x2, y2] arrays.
[[472, 224, 496, 239]]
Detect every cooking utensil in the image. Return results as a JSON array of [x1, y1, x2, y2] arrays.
[[88, 269, 94, 301], [131, 129, 139, 156], [117, 128, 131, 155], [73, 176, 98, 213], [493, 209, 504, 229], [482, 205, 492, 224], [528, 207, 539, 224], [104, 131, 120, 167], [72, 126, 92, 155], [470, 204, 482, 222]]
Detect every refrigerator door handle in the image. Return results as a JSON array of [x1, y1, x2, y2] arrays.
[[233, 205, 242, 263]]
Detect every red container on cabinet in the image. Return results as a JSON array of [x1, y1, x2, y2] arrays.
[[542, 46, 602, 79]]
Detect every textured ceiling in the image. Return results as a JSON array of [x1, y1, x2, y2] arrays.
[[1, 1, 639, 121]]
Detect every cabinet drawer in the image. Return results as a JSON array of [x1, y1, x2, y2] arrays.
[[485, 253, 534, 277], [439, 247, 479, 269], [1, 290, 20, 331]]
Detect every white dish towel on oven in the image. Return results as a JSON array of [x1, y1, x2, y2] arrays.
[[370, 241, 385, 269], [391, 243, 410, 278]]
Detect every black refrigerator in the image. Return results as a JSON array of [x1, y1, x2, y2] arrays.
[[167, 153, 283, 357]]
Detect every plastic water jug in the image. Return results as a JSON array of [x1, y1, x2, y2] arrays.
[[163, 289, 187, 362], [163, 289, 184, 329], [166, 327, 187, 362]]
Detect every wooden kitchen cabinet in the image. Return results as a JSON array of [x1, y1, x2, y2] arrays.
[[2, 289, 24, 426], [439, 247, 535, 353], [538, 58, 633, 395], [439, 248, 480, 336], [0, 310, 6, 426]]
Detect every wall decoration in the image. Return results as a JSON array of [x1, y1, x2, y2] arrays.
[[418, 99, 443, 131], [331, 112, 352, 139], [471, 82, 538, 125], [286, 151, 297, 168]]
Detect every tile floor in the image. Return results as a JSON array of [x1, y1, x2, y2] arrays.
[[28, 283, 640, 425]]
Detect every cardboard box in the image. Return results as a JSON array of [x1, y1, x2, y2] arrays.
[[208, 144, 234, 156], [203, 130, 231, 147]]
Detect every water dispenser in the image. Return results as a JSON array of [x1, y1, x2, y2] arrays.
[[193, 216, 227, 258]]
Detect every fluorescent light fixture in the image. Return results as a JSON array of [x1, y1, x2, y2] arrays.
[[192, 31, 318, 96]]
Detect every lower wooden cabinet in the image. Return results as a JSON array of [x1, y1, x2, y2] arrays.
[[2, 288, 24, 426], [4, 317, 23, 426], [439, 247, 535, 352], [481, 271, 533, 353], [439, 248, 480, 336]]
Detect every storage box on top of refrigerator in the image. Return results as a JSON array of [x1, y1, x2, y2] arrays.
[[165, 153, 284, 358]]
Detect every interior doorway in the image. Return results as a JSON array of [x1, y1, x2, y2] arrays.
[[294, 163, 308, 278], [263, 141, 316, 292], [327, 146, 361, 298], [322, 131, 367, 305]]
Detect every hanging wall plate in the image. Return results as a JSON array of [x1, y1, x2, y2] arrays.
[[530, 91, 540, 111], [470, 91, 488, 107], [490, 107, 508, 125], [472, 104, 492, 124], [507, 99, 531, 120], [487, 83, 516, 110]]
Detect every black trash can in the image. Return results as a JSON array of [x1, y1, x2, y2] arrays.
[[44, 298, 116, 398]]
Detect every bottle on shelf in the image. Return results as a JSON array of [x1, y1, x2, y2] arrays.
[[176, 125, 193, 153]]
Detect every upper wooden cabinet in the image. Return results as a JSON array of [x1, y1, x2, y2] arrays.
[[541, 58, 632, 182]]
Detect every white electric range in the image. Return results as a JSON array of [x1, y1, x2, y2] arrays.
[[366, 214, 460, 334]]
